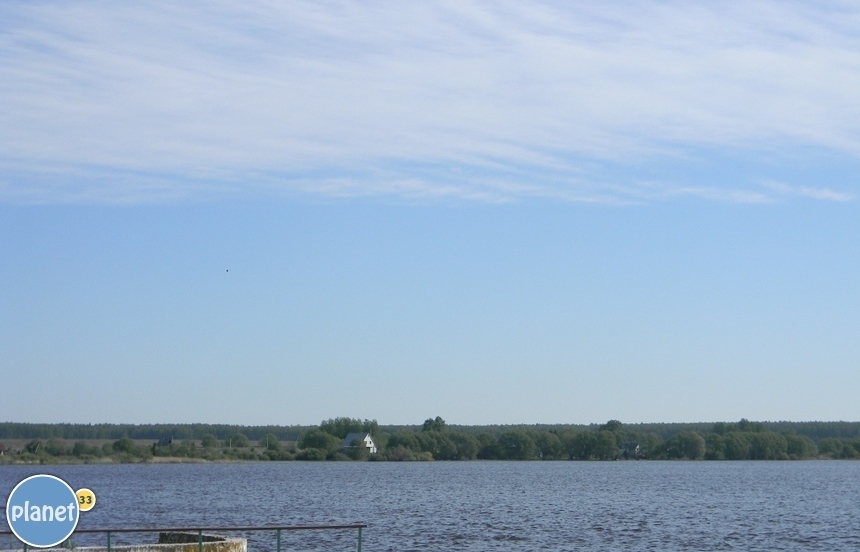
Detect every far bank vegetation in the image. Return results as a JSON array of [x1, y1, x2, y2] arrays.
[[1, 418, 859, 464]]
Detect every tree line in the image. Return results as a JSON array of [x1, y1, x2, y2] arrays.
[[0, 423, 311, 441], [3, 417, 860, 463], [368, 418, 837, 461], [3, 420, 859, 442]]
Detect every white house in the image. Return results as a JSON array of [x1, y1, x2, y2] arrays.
[[341, 432, 377, 454]]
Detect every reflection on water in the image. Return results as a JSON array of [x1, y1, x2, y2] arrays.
[[2, 461, 859, 551]]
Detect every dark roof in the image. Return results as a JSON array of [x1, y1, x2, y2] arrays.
[[341, 433, 372, 447]]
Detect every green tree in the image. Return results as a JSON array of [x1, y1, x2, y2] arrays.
[[594, 431, 619, 460], [320, 417, 378, 439], [72, 441, 98, 457], [45, 438, 68, 456], [449, 433, 479, 460], [477, 433, 503, 459], [749, 433, 787, 460], [200, 434, 218, 448], [361, 419, 379, 436], [600, 420, 623, 433], [534, 432, 562, 460], [842, 442, 860, 459], [630, 432, 664, 459], [724, 432, 753, 460], [384, 445, 416, 461], [498, 431, 537, 460], [298, 429, 340, 452], [563, 431, 596, 460], [422, 416, 447, 432], [666, 432, 705, 460], [736, 418, 764, 433], [785, 434, 817, 459], [345, 437, 369, 460], [24, 439, 43, 454], [297, 447, 328, 461], [175, 440, 198, 458], [113, 437, 138, 455], [263, 448, 295, 461], [387, 432, 420, 452], [416, 431, 457, 459], [704, 433, 725, 460], [260, 433, 281, 451], [225, 432, 249, 448]]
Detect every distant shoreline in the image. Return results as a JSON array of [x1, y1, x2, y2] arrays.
[[2, 418, 859, 463]]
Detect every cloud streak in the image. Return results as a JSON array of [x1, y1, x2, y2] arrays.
[[1, 1, 858, 204]]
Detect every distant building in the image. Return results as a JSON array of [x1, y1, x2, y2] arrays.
[[622, 442, 641, 459], [341, 433, 377, 454]]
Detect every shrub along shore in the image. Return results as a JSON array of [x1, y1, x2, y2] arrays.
[[1, 418, 859, 464]]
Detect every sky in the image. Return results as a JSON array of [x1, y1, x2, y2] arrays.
[[1, 1, 858, 426]]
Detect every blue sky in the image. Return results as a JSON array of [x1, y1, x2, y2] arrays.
[[1, 1, 858, 425]]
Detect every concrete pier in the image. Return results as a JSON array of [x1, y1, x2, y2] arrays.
[[26, 532, 246, 552]]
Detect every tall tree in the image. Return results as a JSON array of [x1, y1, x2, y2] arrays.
[[422, 416, 447, 432]]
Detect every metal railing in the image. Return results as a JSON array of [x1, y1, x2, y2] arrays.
[[0, 524, 366, 552]]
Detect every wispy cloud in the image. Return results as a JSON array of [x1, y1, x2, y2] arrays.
[[1, 1, 859, 204], [761, 180, 855, 202]]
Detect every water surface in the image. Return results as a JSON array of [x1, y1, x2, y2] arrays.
[[2, 461, 858, 551]]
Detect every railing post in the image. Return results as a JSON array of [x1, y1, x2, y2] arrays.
[[106, 531, 111, 552], [357, 526, 362, 552], [197, 530, 203, 552], [276, 529, 281, 552]]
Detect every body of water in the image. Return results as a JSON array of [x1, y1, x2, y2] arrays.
[[1, 461, 858, 551]]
